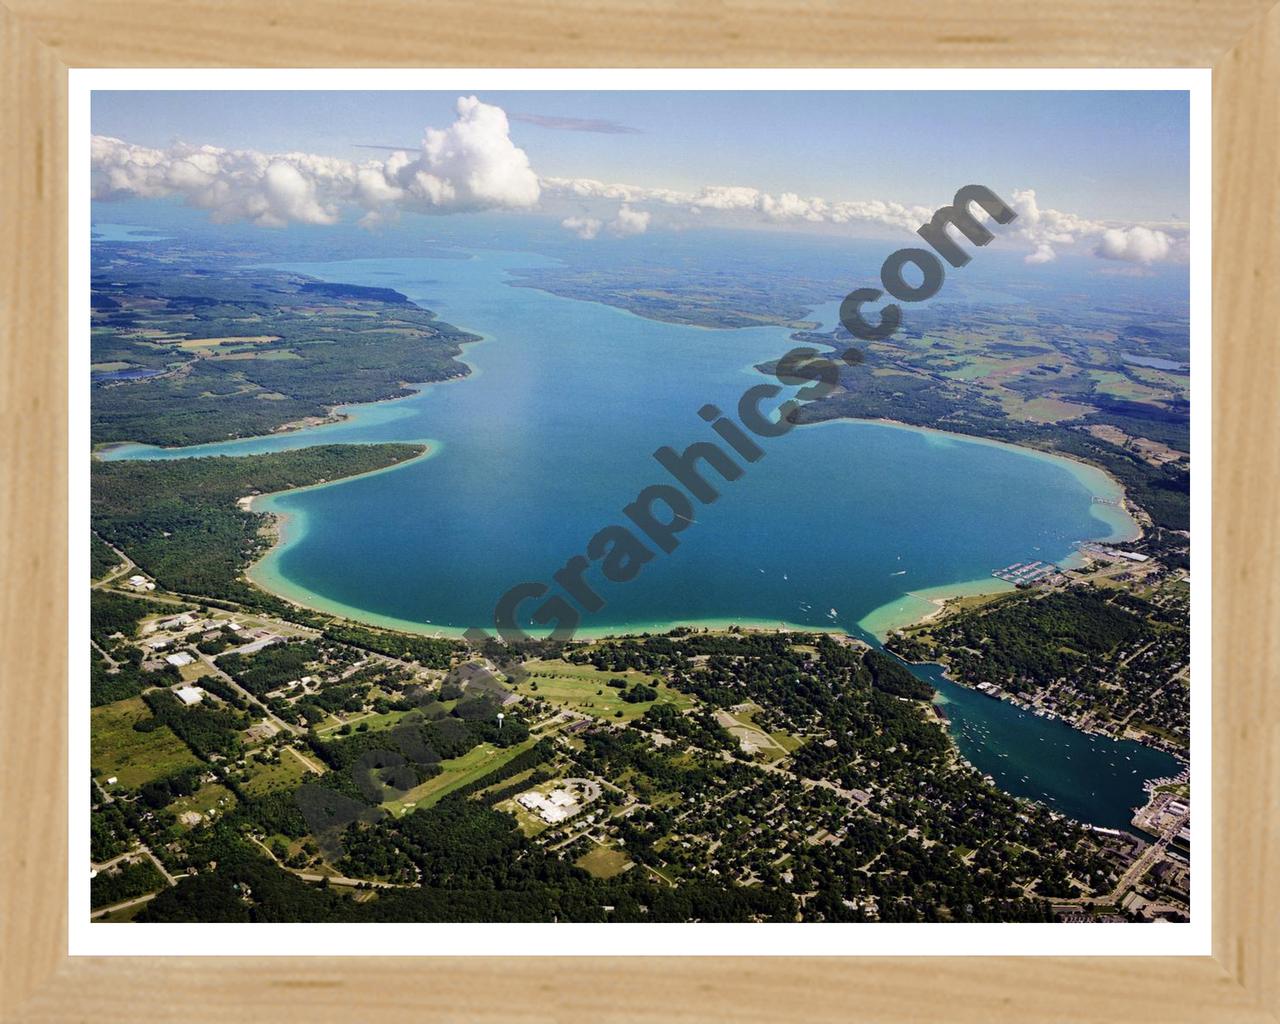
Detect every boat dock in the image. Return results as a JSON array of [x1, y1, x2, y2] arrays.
[[991, 560, 1060, 585]]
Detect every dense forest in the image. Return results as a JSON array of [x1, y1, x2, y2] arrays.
[[886, 585, 1190, 750], [92, 857, 167, 909], [91, 535, 123, 579], [889, 587, 1147, 690], [322, 623, 459, 669], [91, 444, 424, 613], [90, 590, 188, 646]]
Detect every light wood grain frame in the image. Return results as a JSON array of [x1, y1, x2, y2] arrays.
[[2, 4, 1276, 1020]]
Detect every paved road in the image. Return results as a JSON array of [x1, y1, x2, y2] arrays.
[[92, 849, 140, 871], [90, 891, 158, 920], [285, 745, 325, 775], [91, 844, 176, 885], [249, 836, 415, 889], [90, 535, 136, 590], [138, 843, 179, 886], [197, 650, 302, 737], [88, 844, 178, 920], [1053, 814, 1188, 906], [91, 638, 121, 671], [291, 871, 412, 890]]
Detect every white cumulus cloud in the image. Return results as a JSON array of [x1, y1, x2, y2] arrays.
[[609, 205, 650, 236], [93, 107, 1187, 267], [561, 215, 602, 240], [91, 96, 540, 227], [1094, 225, 1179, 264]]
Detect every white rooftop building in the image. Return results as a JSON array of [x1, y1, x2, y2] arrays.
[[516, 787, 583, 824], [164, 651, 195, 667], [173, 685, 205, 706]]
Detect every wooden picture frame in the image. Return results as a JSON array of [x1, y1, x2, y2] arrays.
[[2, 2, 1276, 1019]]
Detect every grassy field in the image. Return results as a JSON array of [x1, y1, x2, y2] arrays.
[[383, 738, 538, 816], [1001, 394, 1094, 423], [167, 782, 236, 825], [177, 661, 213, 683], [472, 766, 539, 801], [315, 708, 409, 736], [91, 697, 201, 789], [240, 749, 315, 797], [175, 335, 281, 350], [518, 659, 693, 722], [769, 729, 804, 753], [714, 704, 794, 762], [575, 845, 633, 879], [1087, 369, 1168, 403]]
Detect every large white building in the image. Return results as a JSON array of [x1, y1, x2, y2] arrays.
[[517, 788, 582, 824], [173, 685, 205, 706]]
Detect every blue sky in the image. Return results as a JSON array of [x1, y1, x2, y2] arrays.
[[92, 90, 1189, 224]]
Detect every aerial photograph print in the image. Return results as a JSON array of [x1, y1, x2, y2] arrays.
[[83, 83, 1196, 936]]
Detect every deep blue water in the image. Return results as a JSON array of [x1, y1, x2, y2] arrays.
[[92, 367, 166, 382], [102, 248, 1180, 827], [1122, 351, 1188, 371], [909, 662, 1178, 830]]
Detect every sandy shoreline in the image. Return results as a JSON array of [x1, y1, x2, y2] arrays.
[[856, 577, 1017, 641], [238, 414, 1141, 644]]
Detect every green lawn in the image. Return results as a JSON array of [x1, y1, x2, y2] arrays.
[[575, 845, 633, 880], [769, 730, 804, 753], [1088, 369, 1169, 403], [518, 659, 693, 722], [178, 662, 213, 683], [240, 749, 315, 797], [383, 738, 538, 816], [315, 708, 409, 736], [91, 696, 201, 789]]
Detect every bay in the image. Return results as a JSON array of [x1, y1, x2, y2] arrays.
[[103, 247, 1180, 827]]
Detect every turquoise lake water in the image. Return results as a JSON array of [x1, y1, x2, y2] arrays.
[[101, 248, 1181, 828]]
